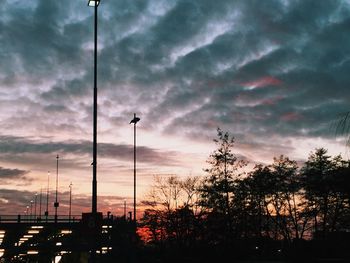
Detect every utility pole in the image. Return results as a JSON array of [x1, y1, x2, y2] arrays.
[[39, 188, 42, 220], [69, 182, 73, 222], [54, 155, 59, 223], [34, 193, 37, 221], [45, 171, 50, 222]]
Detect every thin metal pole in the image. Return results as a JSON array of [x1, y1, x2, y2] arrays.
[[92, 0, 98, 216], [90, 4, 98, 263], [26, 206, 29, 221], [133, 114, 136, 223], [69, 183, 72, 222], [39, 188, 42, 219], [34, 194, 37, 221], [30, 201, 33, 222], [46, 171, 50, 221], [55, 155, 59, 223], [124, 199, 126, 220]]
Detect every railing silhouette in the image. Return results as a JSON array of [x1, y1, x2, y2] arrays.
[[0, 214, 82, 223]]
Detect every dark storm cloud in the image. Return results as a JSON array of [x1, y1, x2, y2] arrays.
[[134, 0, 350, 140], [0, 166, 28, 179], [0, 187, 129, 215], [0, 0, 88, 78], [0, 135, 180, 166], [1, 0, 350, 165]]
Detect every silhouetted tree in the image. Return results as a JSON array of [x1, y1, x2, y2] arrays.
[[265, 155, 311, 242], [234, 164, 275, 239], [301, 148, 350, 237], [140, 175, 202, 245], [199, 128, 247, 242], [236, 156, 312, 242]]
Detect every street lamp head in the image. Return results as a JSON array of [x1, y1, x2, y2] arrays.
[[88, 0, 100, 7], [130, 116, 140, 124]]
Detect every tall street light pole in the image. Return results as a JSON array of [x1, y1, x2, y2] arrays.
[[54, 155, 59, 223], [88, 0, 100, 216], [87, 2, 100, 262], [130, 113, 140, 224], [69, 182, 73, 222]]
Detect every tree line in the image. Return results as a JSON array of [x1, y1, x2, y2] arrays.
[[138, 128, 350, 260]]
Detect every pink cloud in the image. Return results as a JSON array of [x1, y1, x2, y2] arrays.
[[261, 95, 284, 105], [241, 76, 282, 88], [281, 112, 302, 122]]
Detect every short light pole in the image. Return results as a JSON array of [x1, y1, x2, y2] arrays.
[[30, 200, 33, 222], [45, 171, 50, 222], [39, 188, 42, 220], [34, 193, 38, 221], [26, 206, 29, 221], [123, 199, 126, 220], [129, 113, 140, 225], [54, 155, 60, 223], [69, 182, 73, 222]]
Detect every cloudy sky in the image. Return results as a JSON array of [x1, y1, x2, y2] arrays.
[[0, 0, 349, 216]]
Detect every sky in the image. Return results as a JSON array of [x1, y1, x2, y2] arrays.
[[0, 0, 349, 217]]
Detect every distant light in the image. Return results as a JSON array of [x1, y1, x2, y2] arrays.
[[61, 230, 72, 234], [88, 0, 100, 6], [28, 230, 40, 234], [27, 250, 38, 255], [31, 226, 43, 229], [56, 242, 62, 246], [55, 255, 62, 263]]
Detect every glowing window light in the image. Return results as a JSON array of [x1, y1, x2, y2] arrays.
[[31, 226, 44, 229], [27, 251, 38, 255], [23, 235, 33, 238], [0, 230, 5, 234], [60, 230, 72, 234], [0, 234, 4, 238], [56, 242, 62, 246], [28, 230, 40, 234]]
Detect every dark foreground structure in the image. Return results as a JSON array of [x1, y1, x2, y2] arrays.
[[1, 214, 350, 263], [0, 213, 139, 262]]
